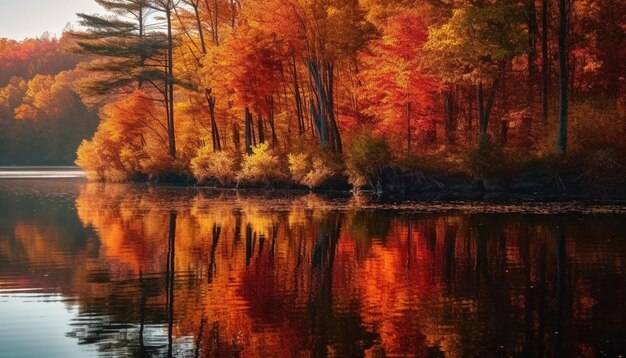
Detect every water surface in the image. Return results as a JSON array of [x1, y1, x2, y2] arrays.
[[0, 176, 625, 357]]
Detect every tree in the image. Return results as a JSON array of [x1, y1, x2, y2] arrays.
[[556, 0, 569, 155], [425, 2, 527, 137], [279, 0, 375, 153], [70, 0, 179, 157], [541, 0, 549, 121], [358, 8, 440, 153], [151, 0, 178, 157]]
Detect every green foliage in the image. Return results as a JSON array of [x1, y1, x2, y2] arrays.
[[191, 146, 238, 185], [425, 3, 527, 83], [346, 134, 392, 188], [237, 142, 288, 185]]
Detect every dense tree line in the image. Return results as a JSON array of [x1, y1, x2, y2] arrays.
[[0, 35, 99, 165], [1, 0, 624, 188]]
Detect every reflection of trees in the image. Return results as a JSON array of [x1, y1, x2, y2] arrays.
[[2, 183, 625, 357]]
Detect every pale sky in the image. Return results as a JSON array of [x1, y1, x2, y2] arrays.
[[0, 0, 104, 40]]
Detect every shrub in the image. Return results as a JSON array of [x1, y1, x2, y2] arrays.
[[288, 153, 310, 184], [568, 100, 626, 155], [288, 153, 334, 188], [573, 149, 626, 191], [346, 134, 392, 189], [237, 142, 288, 185], [304, 157, 334, 188], [190, 146, 238, 185], [465, 135, 506, 180]]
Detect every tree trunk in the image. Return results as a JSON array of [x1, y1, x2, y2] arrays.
[[542, 0, 550, 121], [467, 87, 473, 137], [206, 91, 221, 152], [266, 95, 278, 147], [292, 54, 305, 136], [406, 101, 412, 154], [257, 113, 265, 144], [166, 210, 176, 358], [528, 0, 538, 106], [166, 4, 176, 158], [244, 107, 253, 155], [232, 122, 241, 154], [478, 83, 486, 135], [212, 0, 219, 44], [307, 59, 342, 153], [326, 63, 342, 153], [192, 3, 206, 53], [556, 0, 569, 155], [445, 89, 456, 144], [189, 2, 221, 152], [478, 76, 501, 137], [308, 60, 329, 147]]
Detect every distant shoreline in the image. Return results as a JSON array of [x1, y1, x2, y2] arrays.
[[0, 167, 85, 179]]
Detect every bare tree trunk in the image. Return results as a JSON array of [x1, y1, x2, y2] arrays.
[[556, 0, 569, 155]]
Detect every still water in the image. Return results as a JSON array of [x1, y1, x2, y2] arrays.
[[0, 177, 624, 357]]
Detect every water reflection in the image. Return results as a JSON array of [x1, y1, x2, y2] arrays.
[[0, 182, 625, 357]]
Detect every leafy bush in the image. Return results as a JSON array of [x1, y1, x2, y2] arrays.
[[346, 134, 392, 189], [288, 153, 309, 184], [190, 146, 238, 185], [237, 142, 288, 185], [288, 153, 334, 188], [76, 137, 131, 182]]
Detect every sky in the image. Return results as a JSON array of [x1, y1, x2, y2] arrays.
[[0, 0, 103, 40]]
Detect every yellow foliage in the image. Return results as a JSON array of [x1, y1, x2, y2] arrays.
[[191, 146, 238, 185], [237, 142, 287, 185], [288, 153, 309, 184], [288, 153, 334, 188]]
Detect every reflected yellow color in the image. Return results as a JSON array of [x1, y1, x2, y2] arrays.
[[1, 183, 623, 357]]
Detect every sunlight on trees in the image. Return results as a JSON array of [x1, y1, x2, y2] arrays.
[[0, 0, 624, 190]]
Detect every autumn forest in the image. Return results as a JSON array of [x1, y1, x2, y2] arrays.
[[1, 0, 625, 193]]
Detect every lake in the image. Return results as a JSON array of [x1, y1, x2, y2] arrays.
[[0, 173, 624, 357]]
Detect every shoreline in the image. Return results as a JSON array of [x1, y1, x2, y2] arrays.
[[4, 166, 626, 203]]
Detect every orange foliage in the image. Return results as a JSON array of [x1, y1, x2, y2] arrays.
[[76, 91, 170, 180]]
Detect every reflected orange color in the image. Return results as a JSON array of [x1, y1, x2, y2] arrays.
[[1, 184, 624, 357]]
